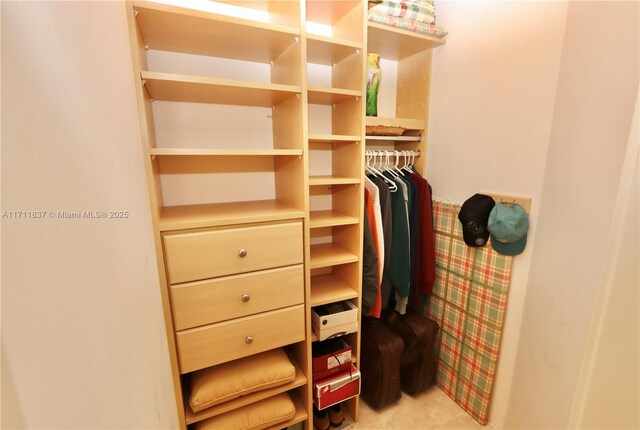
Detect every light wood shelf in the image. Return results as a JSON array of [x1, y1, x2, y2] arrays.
[[307, 34, 362, 65], [184, 358, 307, 425], [309, 134, 361, 143], [158, 200, 304, 231], [365, 116, 425, 131], [308, 86, 361, 105], [310, 243, 359, 269], [310, 274, 358, 306], [133, 1, 300, 62], [308, 176, 360, 186], [141, 71, 301, 107], [309, 210, 358, 228], [365, 135, 421, 142], [263, 392, 308, 430], [367, 22, 445, 60], [149, 148, 302, 156]]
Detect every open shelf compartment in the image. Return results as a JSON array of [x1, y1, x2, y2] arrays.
[[183, 355, 307, 425], [133, 1, 301, 62], [307, 34, 362, 66], [310, 272, 358, 307], [367, 22, 445, 61]]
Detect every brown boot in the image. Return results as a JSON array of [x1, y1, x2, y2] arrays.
[[313, 405, 330, 430], [328, 403, 345, 428]]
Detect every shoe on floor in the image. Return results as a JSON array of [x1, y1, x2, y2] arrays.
[[313, 405, 330, 430], [328, 403, 345, 428]]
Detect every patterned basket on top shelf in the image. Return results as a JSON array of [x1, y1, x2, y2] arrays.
[[366, 125, 406, 136]]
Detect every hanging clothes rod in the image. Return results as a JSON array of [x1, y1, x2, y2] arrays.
[[365, 150, 421, 157]]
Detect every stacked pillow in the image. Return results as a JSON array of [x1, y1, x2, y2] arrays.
[[190, 348, 296, 413], [368, 0, 448, 39]]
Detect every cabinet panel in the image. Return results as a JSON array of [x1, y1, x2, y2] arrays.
[[163, 221, 303, 284], [176, 305, 305, 373], [170, 265, 304, 330]]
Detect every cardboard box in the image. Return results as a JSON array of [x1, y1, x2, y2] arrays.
[[313, 365, 361, 410], [312, 338, 352, 382], [312, 301, 358, 341]]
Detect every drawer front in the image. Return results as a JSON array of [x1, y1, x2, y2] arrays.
[[170, 265, 304, 331], [176, 305, 305, 373], [163, 221, 303, 284]]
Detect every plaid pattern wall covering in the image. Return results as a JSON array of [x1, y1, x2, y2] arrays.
[[426, 200, 513, 425]]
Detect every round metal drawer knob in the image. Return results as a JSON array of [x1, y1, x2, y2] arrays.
[[238, 249, 248, 257], [241, 293, 250, 302], [245, 336, 253, 344]]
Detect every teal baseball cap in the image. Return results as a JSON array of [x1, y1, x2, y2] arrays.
[[487, 203, 529, 256]]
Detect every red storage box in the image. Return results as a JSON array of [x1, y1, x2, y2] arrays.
[[313, 365, 361, 410], [312, 338, 352, 382]]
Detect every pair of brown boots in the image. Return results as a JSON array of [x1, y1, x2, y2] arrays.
[[313, 403, 344, 430]]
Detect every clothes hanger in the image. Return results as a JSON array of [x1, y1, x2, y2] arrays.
[[373, 150, 398, 191], [384, 151, 400, 178], [393, 150, 405, 176], [365, 151, 378, 177]]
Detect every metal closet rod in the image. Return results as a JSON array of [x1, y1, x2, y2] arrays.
[[365, 149, 421, 156]]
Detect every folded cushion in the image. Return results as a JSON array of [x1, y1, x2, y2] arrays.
[[368, 10, 448, 39], [194, 393, 295, 430], [190, 349, 295, 413], [369, 1, 436, 24]]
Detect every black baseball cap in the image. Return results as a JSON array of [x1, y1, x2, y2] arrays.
[[458, 194, 495, 247]]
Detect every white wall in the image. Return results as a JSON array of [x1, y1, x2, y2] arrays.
[[1, 2, 178, 428], [504, 2, 639, 428], [570, 91, 639, 429], [427, 2, 569, 426]]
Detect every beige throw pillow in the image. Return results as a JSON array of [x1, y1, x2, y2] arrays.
[[194, 393, 295, 430], [190, 349, 295, 413]]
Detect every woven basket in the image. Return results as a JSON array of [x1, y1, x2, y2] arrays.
[[366, 125, 406, 136]]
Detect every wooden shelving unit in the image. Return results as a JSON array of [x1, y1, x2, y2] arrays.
[[365, 20, 445, 177], [128, 1, 444, 428]]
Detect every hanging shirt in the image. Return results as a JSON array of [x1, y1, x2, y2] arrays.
[[364, 187, 382, 318], [369, 175, 394, 310], [408, 172, 437, 307], [361, 209, 379, 316], [364, 177, 385, 283], [383, 174, 411, 314]]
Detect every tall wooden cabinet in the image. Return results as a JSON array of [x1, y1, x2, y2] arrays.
[[126, 1, 443, 429]]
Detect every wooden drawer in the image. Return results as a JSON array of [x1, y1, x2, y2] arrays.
[[170, 265, 304, 331], [163, 221, 303, 284], [176, 305, 305, 373]]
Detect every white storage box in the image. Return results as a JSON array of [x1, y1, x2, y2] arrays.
[[311, 301, 358, 341]]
